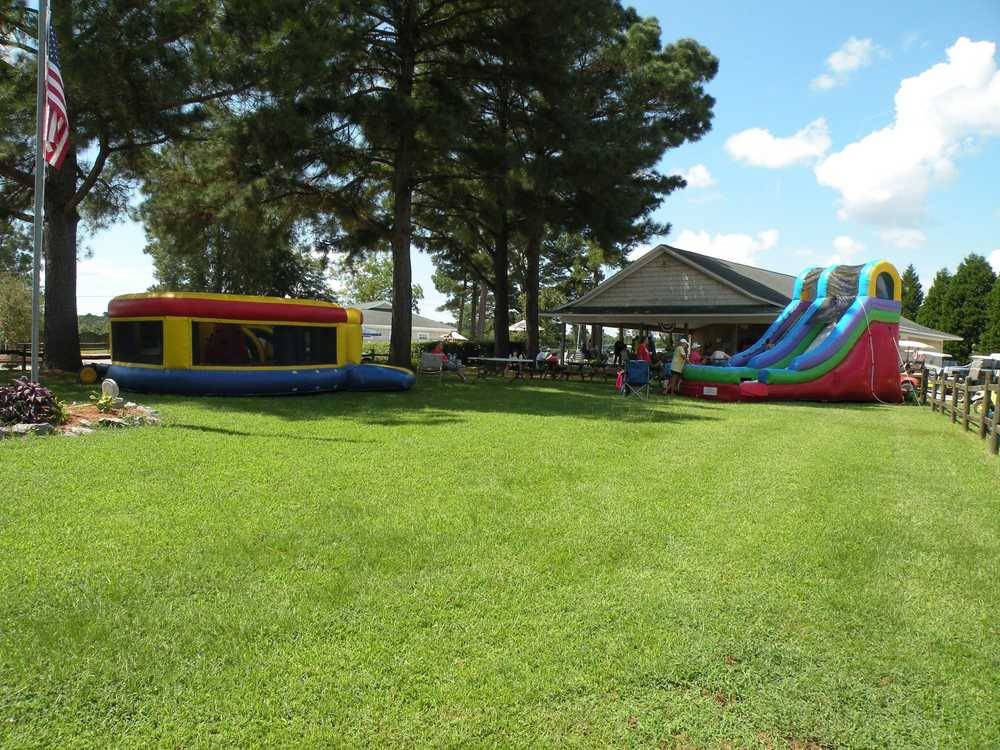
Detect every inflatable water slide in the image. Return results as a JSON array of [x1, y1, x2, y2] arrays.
[[681, 261, 903, 402], [102, 292, 415, 395]]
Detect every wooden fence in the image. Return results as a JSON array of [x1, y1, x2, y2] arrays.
[[919, 370, 999, 457]]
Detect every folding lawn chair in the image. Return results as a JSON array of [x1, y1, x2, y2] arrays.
[[419, 352, 444, 384], [620, 359, 650, 400]]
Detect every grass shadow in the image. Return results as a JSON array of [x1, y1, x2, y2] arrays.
[[180, 379, 722, 427]]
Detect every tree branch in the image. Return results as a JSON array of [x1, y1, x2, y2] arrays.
[[68, 139, 110, 212], [0, 161, 34, 190]]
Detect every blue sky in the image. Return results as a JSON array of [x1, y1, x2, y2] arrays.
[[79, 0, 999, 319]]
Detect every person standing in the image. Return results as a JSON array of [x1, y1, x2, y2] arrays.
[[665, 338, 688, 394], [613, 337, 627, 366]]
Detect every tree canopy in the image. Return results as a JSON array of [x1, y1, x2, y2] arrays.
[[900, 264, 923, 321], [940, 254, 995, 360], [917, 268, 952, 334], [1, 0, 719, 369], [339, 254, 423, 311]]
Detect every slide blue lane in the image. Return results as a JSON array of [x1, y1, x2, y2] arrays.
[[757, 297, 902, 383], [728, 299, 810, 367], [787, 297, 902, 371], [746, 298, 827, 369]]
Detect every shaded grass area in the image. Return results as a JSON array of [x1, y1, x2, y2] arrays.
[[1, 375, 998, 748]]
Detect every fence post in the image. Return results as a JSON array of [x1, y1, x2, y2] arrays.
[[991, 381, 1000, 456], [981, 372, 993, 440], [930, 373, 938, 412], [950, 376, 958, 423], [962, 377, 971, 431], [919, 367, 928, 405]]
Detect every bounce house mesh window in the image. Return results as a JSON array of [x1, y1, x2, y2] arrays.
[[192, 322, 338, 367], [111, 321, 163, 365], [875, 272, 895, 300]]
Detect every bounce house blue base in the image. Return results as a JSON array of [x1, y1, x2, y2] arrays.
[[105, 363, 415, 396]]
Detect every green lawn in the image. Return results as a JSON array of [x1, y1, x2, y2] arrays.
[[1, 375, 998, 748]]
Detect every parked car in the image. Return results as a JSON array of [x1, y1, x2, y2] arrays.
[[946, 356, 1000, 382]]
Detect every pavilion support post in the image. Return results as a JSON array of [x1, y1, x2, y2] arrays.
[[559, 320, 566, 363]]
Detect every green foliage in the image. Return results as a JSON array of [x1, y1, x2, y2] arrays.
[[940, 254, 995, 360], [916, 268, 952, 332], [900, 264, 924, 320], [89, 391, 116, 414], [980, 279, 1000, 355], [77, 314, 110, 338], [0, 218, 31, 277], [140, 120, 336, 300], [2, 375, 999, 746], [338, 254, 422, 311], [0, 272, 32, 345]]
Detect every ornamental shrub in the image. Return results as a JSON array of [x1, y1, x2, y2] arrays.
[[0, 377, 63, 425]]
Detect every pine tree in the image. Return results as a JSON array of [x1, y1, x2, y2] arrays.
[[940, 254, 995, 360], [917, 268, 952, 332], [900, 264, 924, 320], [139, 118, 335, 300], [980, 278, 1000, 355]]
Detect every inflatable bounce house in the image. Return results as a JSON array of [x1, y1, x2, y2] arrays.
[[681, 260, 903, 402], [102, 292, 415, 395]]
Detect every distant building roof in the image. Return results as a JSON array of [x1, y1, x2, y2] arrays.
[[898, 316, 962, 342], [353, 301, 453, 329]]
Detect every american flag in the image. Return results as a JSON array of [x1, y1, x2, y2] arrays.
[[43, 23, 69, 170]]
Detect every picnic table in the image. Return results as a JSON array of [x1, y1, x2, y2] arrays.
[[469, 356, 536, 381]]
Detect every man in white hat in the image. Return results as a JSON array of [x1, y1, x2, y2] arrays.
[[664, 337, 688, 394]]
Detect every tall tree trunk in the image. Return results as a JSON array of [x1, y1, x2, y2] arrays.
[[43, 148, 82, 372], [457, 274, 467, 334], [525, 223, 542, 358], [475, 283, 487, 339], [388, 2, 416, 368], [469, 277, 479, 338], [492, 216, 510, 356]]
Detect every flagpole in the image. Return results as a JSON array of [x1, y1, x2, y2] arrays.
[[30, 0, 49, 382]]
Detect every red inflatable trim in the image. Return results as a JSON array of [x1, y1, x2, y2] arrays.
[[109, 296, 349, 324]]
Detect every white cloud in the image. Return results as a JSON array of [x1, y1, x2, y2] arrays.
[[990, 249, 1000, 274], [672, 163, 716, 188], [811, 73, 838, 91], [827, 235, 865, 264], [815, 37, 1000, 227], [725, 118, 831, 168], [675, 228, 779, 265], [811, 37, 881, 90], [880, 228, 926, 248]]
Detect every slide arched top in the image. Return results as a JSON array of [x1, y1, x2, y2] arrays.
[[859, 260, 902, 301]]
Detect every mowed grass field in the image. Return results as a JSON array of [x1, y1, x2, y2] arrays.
[[1, 375, 998, 748]]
